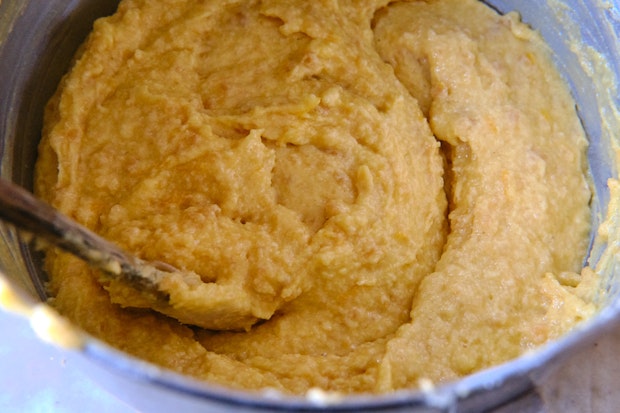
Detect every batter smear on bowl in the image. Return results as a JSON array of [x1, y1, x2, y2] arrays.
[[36, 0, 597, 394]]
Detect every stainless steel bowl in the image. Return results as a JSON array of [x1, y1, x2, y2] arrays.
[[1, 1, 619, 411]]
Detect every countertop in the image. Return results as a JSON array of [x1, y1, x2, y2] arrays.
[[1, 306, 619, 413]]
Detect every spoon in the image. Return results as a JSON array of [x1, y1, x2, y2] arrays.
[[0, 177, 259, 330]]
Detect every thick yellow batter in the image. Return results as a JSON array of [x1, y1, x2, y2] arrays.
[[35, 0, 596, 394]]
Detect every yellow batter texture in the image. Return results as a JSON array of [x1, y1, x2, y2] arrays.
[[35, 0, 597, 394]]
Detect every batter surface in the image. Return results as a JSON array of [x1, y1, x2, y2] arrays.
[[36, 0, 596, 394]]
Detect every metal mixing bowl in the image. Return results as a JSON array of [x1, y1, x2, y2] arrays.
[[1, 0, 619, 411]]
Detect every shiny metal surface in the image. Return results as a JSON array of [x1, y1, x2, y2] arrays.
[[0, 0, 619, 411], [0, 307, 138, 413]]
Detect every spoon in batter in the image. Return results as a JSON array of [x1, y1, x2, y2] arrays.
[[0, 177, 259, 330]]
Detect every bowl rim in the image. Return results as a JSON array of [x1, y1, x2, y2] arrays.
[[2, 0, 620, 410]]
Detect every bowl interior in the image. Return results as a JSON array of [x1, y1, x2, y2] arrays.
[[1, 0, 619, 411]]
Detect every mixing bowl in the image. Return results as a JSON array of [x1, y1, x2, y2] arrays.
[[1, 0, 619, 411]]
